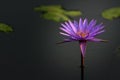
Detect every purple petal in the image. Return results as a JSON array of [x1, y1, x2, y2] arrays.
[[60, 32, 70, 36], [61, 23, 76, 36], [60, 27, 71, 34], [79, 18, 83, 31], [83, 19, 88, 27], [83, 18, 88, 32], [79, 41, 87, 57], [92, 30, 105, 36], [61, 23, 73, 33], [60, 28, 79, 39], [74, 20, 79, 29], [60, 31, 79, 40], [61, 23, 70, 30], [90, 23, 104, 33], [89, 19, 96, 27], [68, 20, 77, 33], [91, 26, 104, 34], [64, 22, 72, 30], [87, 37, 107, 42], [87, 19, 97, 32]]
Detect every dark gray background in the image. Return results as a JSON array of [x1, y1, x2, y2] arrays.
[[0, 0, 120, 80]]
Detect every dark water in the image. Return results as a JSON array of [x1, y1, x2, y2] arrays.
[[0, 0, 120, 80]]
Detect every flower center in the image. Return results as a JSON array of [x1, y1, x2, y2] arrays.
[[77, 32, 88, 38]]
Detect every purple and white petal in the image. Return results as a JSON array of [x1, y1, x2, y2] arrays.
[[60, 32, 70, 36], [92, 30, 105, 36], [79, 18, 83, 31], [68, 20, 77, 33], [87, 37, 107, 42], [79, 41, 87, 57]]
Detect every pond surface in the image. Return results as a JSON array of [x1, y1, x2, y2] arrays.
[[0, 0, 120, 80]]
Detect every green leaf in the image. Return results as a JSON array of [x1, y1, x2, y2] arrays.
[[42, 12, 70, 22], [64, 11, 82, 17], [34, 5, 82, 22], [0, 23, 13, 32], [102, 7, 120, 20]]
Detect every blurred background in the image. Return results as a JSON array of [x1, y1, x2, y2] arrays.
[[0, 0, 120, 80]]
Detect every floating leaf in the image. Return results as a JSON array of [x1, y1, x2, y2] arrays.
[[64, 11, 82, 17], [102, 7, 120, 20], [34, 5, 82, 22], [0, 23, 13, 32], [42, 12, 69, 22]]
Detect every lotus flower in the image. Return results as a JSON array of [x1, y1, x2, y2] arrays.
[[59, 18, 107, 57]]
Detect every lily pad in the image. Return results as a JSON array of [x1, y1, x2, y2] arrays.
[[42, 12, 70, 22], [34, 5, 82, 22], [102, 7, 120, 20], [0, 23, 13, 32], [64, 11, 82, 17]]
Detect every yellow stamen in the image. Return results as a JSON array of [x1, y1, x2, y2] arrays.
[[77, 32, 88, 38]]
